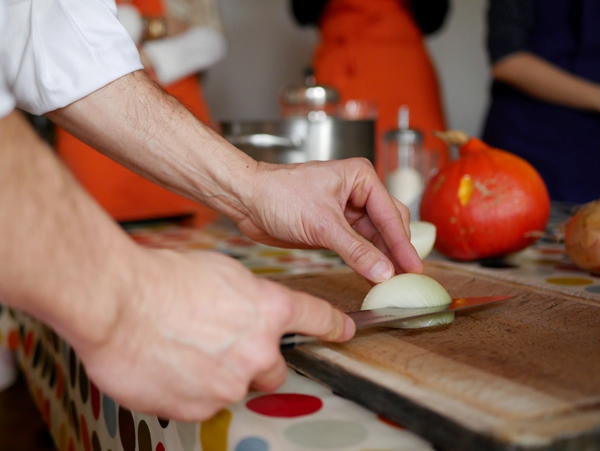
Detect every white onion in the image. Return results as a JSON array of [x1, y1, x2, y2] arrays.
[[361, 273, 454, 329], [409, 221, 437, 260]]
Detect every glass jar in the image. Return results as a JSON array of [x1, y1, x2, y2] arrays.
[[383, 107, 438, 221]]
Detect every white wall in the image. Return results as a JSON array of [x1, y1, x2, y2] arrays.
[[427, 0, 491, 136], [204, 0, 491, 136]]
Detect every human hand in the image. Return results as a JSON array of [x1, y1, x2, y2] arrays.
[[234, 158, 423, 283], [75, 248, 353, 421], [44, 74, 417, 284]]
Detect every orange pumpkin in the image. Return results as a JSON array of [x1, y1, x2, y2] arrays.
[[420, 131, 550, 261]]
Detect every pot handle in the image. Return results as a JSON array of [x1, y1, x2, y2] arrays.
[[224, 133, 302, 149]]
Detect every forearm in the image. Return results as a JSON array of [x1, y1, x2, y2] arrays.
[[46, 70, 257, 223], [47, 70, 420, 281], [493, 52, 600, 112], [0, 111, 140, 350]]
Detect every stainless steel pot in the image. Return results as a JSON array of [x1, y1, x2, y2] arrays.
[[220, 117, 375, 164]]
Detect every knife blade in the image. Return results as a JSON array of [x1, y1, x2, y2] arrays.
[[280, 295, 513, 349]]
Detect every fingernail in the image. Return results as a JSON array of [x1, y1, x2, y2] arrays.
[[370, 260, 393, 283], [344, 316, 356, 339]]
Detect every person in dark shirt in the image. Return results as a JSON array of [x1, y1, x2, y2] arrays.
[[482, 0, 600, 204]]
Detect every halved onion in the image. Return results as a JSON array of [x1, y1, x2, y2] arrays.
[[361, 273, 453, 329], [409, 221, 437, 260]]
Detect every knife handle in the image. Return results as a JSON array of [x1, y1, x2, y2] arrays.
[[280, 333, 318, 350]]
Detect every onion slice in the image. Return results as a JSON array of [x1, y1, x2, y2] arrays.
[[361, 273, 453, 329], [409, 221, 437, 260]]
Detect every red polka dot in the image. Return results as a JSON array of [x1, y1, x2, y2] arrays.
[[24, 331, 34, 357], [90, 382, 101, 420], [55, 364, 64, 400], [130, 235, 152, 245], [156, 443, 165, 451], [81, 415, 91, 451], [377, 414, 404, 429], [246, 393, 322, 418]]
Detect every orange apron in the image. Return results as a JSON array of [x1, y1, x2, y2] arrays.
[[313, 0, 448, 174], [56, 0, 217, 225]]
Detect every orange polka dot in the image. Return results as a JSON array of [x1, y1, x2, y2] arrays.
[[57, 423, 68, 451], [8, 329, 19, 351]]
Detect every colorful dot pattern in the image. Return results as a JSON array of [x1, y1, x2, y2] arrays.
[[432, 241, 600, 302], [3, 217, 600, 451], [7, 310, 434, 450], [0, 218, 435, 451]]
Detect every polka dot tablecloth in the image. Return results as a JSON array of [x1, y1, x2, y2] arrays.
[[0, 218, 435, 451], [123, 218, 347, 277], [428, 242, 600, 303], [6, 311, 435, 451]]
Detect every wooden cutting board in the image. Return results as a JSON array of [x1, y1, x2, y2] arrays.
[[273, 262, 600, 451]]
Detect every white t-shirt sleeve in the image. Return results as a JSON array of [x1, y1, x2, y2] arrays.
[[0, 0, 143, 115], [0, 70, 15, 118], [0, 0, 15, 118]]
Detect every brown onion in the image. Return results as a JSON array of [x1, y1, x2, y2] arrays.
[[565, 200, 600, 275]]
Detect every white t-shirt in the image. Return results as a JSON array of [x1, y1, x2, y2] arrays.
[[0, 2, 15, 118], [0, 0, 143, 116]]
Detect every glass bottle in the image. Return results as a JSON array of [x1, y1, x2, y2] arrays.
[[383, 106, 427, 221]]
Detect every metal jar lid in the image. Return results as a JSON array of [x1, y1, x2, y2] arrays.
[[383, 128, 423, 146], [279, 68, 339, 107], [383, 105, 423, 145]]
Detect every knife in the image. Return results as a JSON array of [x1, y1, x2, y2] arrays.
[[280, 295, 513, 350]]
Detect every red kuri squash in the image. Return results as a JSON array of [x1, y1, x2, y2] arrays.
[[420, 131, 550, 261]]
